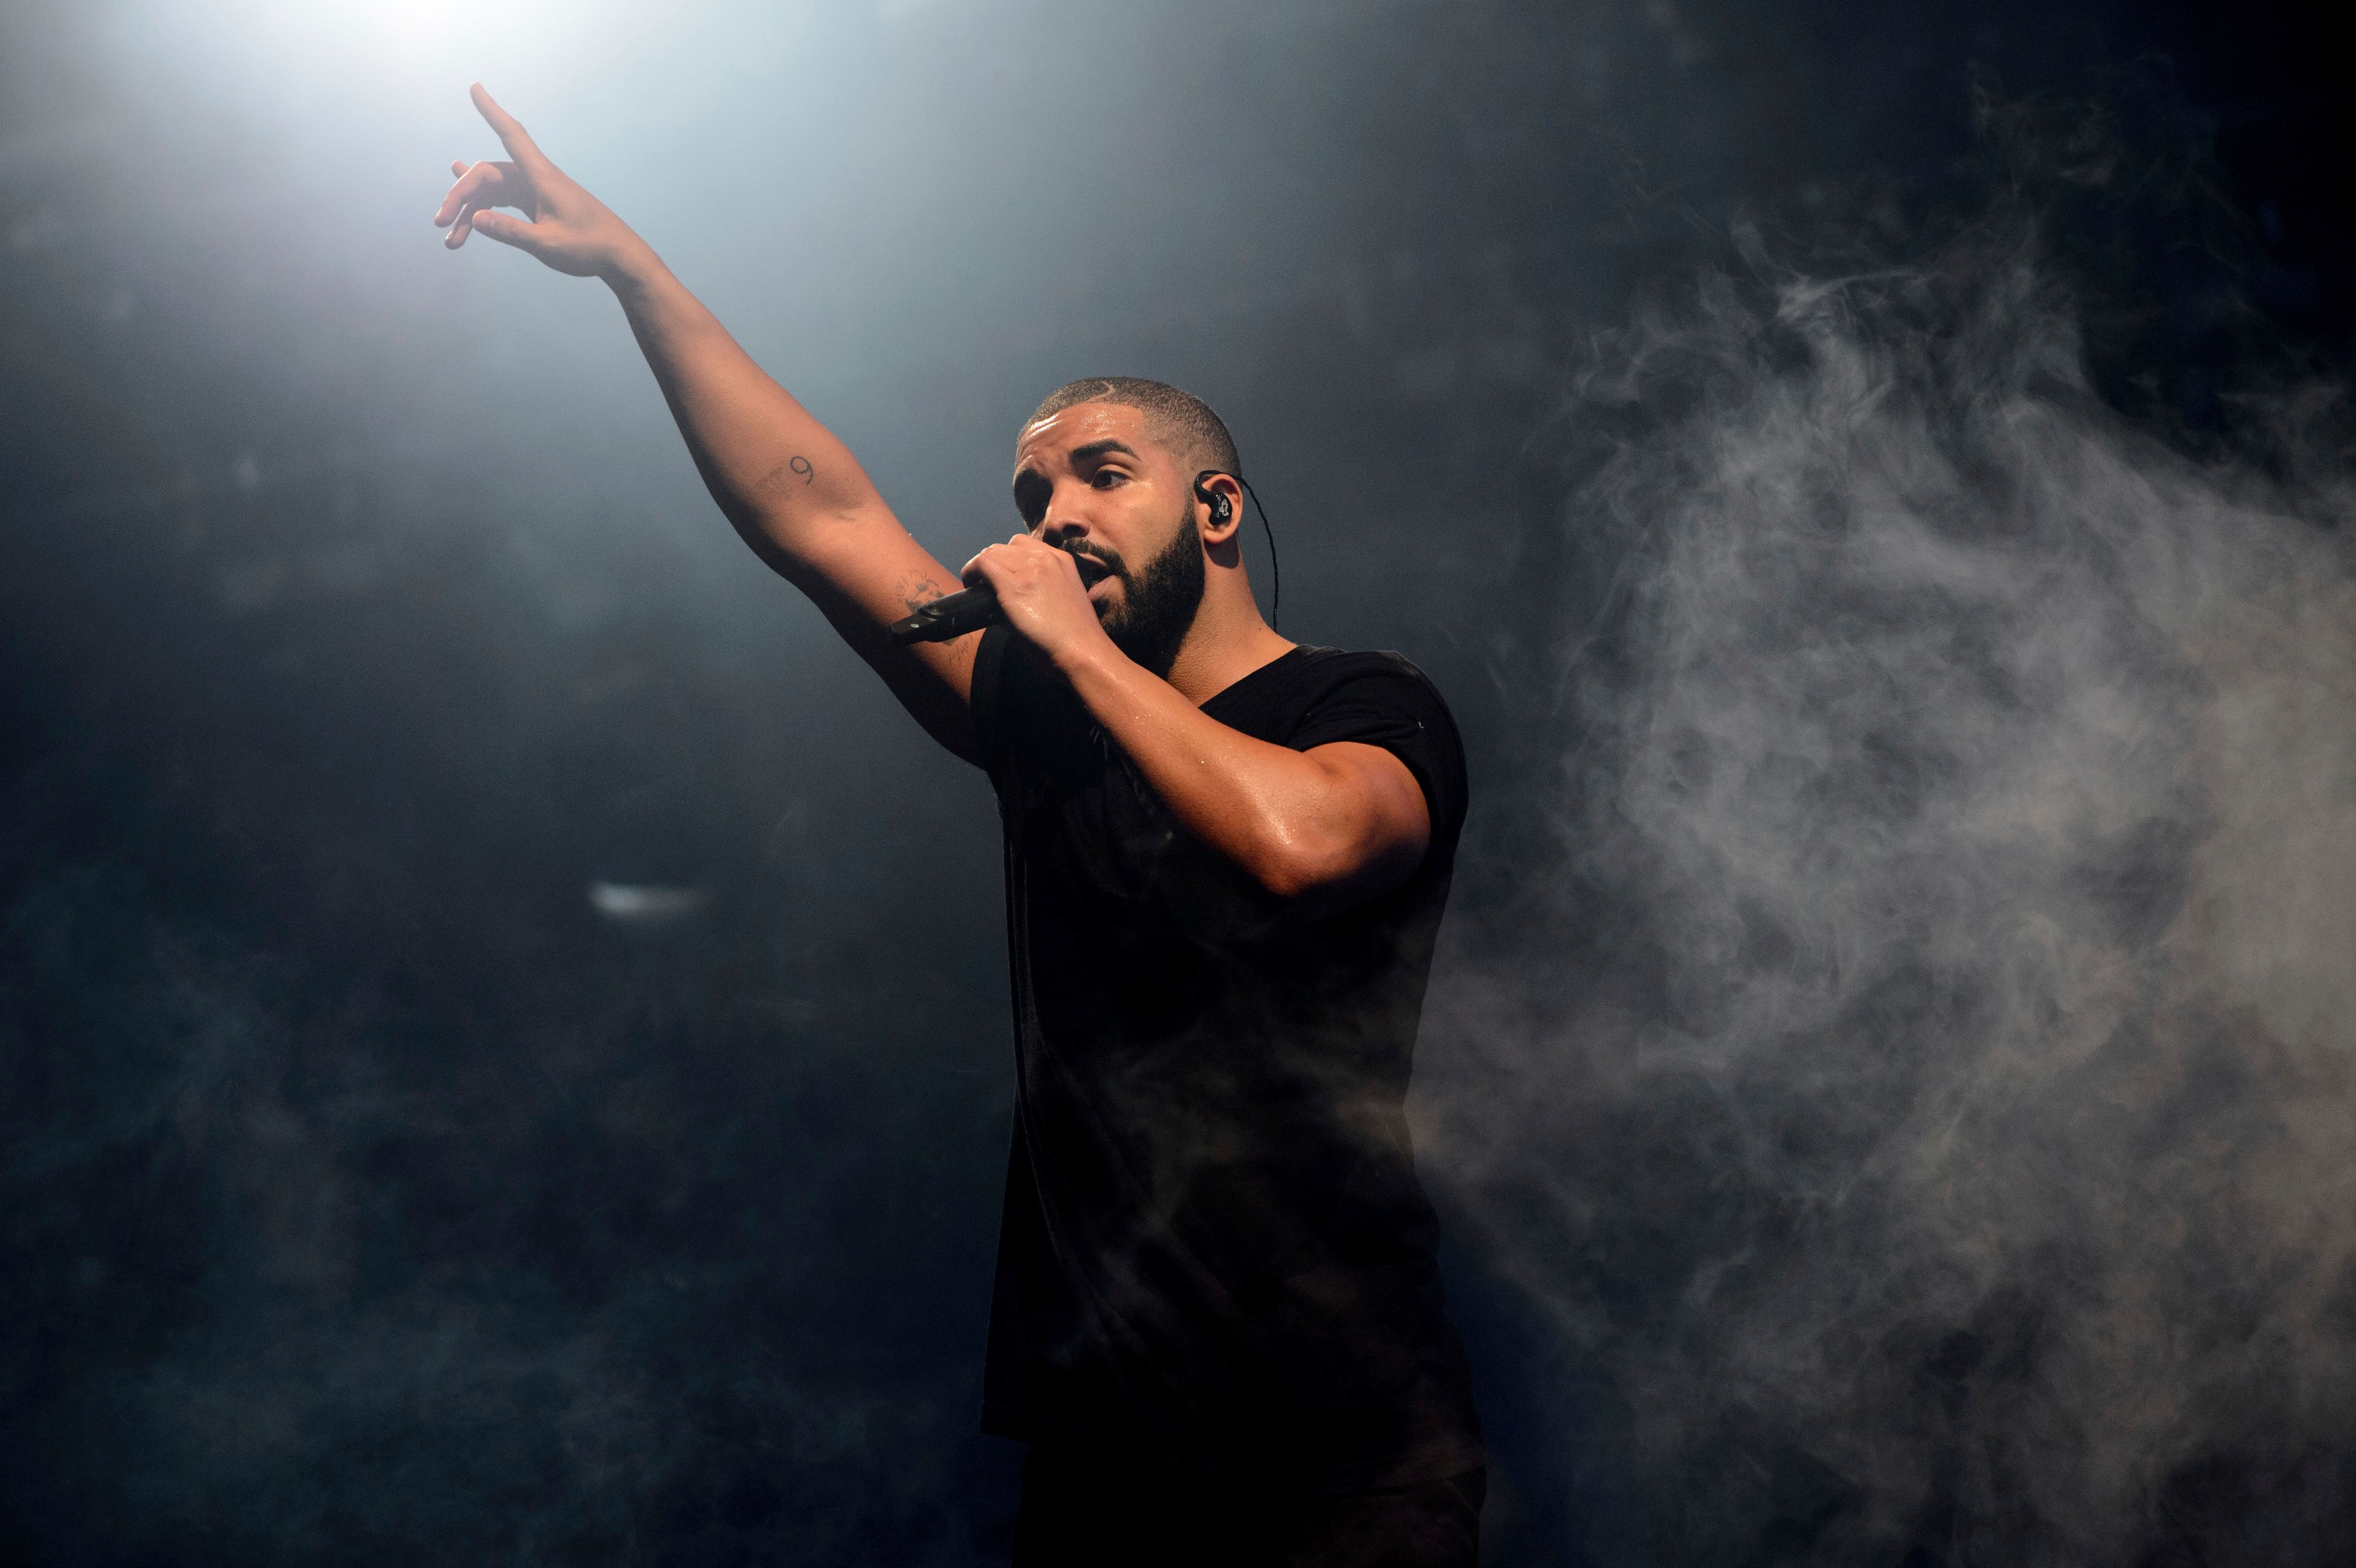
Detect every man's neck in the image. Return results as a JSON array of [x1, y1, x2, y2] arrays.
[[1161, 589, 1296, 706]]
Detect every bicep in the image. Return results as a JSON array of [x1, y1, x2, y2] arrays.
[[756, 504, 987, 765], [1301, 740, 1433, 902]]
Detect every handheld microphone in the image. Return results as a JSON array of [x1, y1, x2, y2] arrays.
[[887, 476, 1279, 646], [889, 582, 1001, 645]]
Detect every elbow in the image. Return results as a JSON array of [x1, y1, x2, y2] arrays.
[[1247, 831, 1383, 905], [1252, 857, 1328, 905], [1245, 814, 1428, 910], [1238, 751, 1434, 908]]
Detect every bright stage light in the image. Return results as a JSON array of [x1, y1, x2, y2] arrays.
[[338, 0, 480, 60], [126, 0, 727, 115]]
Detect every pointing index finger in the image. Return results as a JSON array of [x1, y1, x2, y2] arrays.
[[469, 83, 555, 177]]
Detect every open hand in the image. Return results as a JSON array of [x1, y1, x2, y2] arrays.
[[433, 84, 641, 279]]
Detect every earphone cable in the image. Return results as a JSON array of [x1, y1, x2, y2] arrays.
[[1236, 475, 1279, 634]]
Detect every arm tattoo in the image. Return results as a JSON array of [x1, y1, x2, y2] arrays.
[[754, 455, 818, 499], [897, 572, 949, 614]]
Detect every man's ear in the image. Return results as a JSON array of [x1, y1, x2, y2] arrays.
[[1193, 470, 1244, 542]]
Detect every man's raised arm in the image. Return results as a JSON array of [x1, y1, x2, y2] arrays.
[[433, 85, 982, 761]]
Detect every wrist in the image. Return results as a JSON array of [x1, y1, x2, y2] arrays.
[[598, 234, 667, 296], [1049, 628, 1135, 699]]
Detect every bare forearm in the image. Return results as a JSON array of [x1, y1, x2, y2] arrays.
[[961, 537, 1424, 901], [436, 85, 982, 757], [1055, 644, 1391, 899], [604, 246, 894, 580], [599, 246, 981, 753]]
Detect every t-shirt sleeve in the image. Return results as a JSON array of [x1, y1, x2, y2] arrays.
[[1285, 660, 1469, 851], [968, 623, 1015, 786]]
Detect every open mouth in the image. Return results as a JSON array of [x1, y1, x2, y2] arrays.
[[1067, 551, 1115, 589]]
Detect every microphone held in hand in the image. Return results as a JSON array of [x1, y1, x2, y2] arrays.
[[889, 582, 1002, 645]]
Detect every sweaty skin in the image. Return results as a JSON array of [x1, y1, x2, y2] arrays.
[[435, 85, 1429, 911]]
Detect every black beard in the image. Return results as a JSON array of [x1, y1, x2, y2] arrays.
[[1090, 510, 1204, 677]]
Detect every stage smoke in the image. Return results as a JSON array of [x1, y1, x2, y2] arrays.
[[1425, 210, 2356, 1562]]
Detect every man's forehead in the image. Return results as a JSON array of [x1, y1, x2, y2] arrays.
[[1014, 402, 1159, 466]]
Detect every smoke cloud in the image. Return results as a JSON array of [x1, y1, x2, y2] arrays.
[[1425, 209, 2356, 1562]]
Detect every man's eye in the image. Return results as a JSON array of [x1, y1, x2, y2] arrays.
[[1090, 470, 1124, 488]]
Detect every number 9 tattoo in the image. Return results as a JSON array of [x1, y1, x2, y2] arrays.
[[789, 456, 814, 484]]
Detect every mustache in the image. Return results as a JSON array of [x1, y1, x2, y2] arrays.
[[1058, 542, 1125, 580]]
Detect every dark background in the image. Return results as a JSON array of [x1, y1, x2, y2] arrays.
[[4, 1, 2350, 1563]]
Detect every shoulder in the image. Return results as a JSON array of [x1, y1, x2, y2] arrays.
[[1274, 647, 1461, 741]]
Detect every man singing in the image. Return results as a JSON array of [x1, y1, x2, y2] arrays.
[[435, 85, 1483, 1567]]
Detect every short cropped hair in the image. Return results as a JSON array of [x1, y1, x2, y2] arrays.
[[1025, 377, 1241, 479]]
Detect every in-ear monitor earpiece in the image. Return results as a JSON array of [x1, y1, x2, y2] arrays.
[[1194, 467, 1278, 633]]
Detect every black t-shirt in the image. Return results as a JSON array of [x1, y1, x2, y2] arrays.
[[968, 625, 1483, 1492]]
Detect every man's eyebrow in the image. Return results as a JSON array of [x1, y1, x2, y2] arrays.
[[1011, 439, 1140, 486]]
